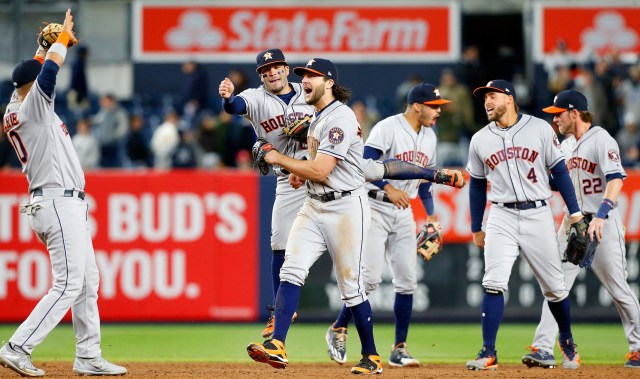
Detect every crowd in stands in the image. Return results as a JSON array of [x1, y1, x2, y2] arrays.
[[1, 44, 639, 171]]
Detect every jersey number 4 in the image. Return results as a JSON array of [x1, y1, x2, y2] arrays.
[[7, 130, 28, 163], [527, 167, 538, 183]]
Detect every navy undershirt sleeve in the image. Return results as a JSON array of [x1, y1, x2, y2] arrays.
[[469, 177, 488, 233], [550, 160, 580, 214], [37, 60, 59, 98], [222, 94, 247, 114], [606, 173, 624, 181], [418, 182, 434, 215]]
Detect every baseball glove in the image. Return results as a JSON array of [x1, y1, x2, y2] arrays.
[[417, 221, 442, 261], [38, 23, 76, 49], [434, 169, 466, 189], [563, 216, 597, 268], [251, 138, 278, 175], [282, 116, 311, 143]]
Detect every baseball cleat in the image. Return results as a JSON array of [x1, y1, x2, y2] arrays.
[[388, 343, 420, 367], [625, 351, 640, 368], [247, 339, 288, 369], [326, 325, 348, 364], [0, 342, 45, 377], [72, 356, 127, 376], [558, 339, 580, 369], [351, 354, 382, 375], [522, 345, 556, 368], [466, 347, 498, 370], [261, 305, 297, 339]]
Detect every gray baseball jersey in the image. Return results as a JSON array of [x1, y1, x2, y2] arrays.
[[236, 82, 313, 250], [3, 86, 84, 193], [362, 114, 436, 296], [531, 126, 640, 354], [306, 101, 365, 195], [467, 114, 569, 300], [467, 114, 564, 203], [2, 69, 101, 359], [365, 114, 437, 197], [280, 100, 371, 307]]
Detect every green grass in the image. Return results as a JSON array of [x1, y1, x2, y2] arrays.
[[0, 323, 629, 364]]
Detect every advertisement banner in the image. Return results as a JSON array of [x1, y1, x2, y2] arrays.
[[132, 1, 460, 62], [0, 171, 259, 322], [534, 3, 640, 61]]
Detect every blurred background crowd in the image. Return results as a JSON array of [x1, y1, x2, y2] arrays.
[[2, 42, 640, 172]]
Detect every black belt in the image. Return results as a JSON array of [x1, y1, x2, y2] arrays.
[[32, 188, 85, 200], [368, 190, 393, 204], [309, 191, 351, 203], [492, 200, 546, 210]]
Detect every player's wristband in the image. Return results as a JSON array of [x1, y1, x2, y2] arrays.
[[56, 31, 71, 47], [48, 42, 67, 60], [596, 198, 615, 219]]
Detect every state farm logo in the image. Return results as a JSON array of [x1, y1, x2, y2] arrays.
[[163, 9, 429, 51], [166, 10, 224, 49], [581, 11, 638, 53]]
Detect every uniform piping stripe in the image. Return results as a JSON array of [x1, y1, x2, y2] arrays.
[[511, 119, 532, 202], [613, 219, 640, 326], [20, 199, 69, 348], [357, 196, 365, 303]]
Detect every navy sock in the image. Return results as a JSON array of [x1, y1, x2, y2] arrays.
[[481, 290, 504, 352], [334, 304, 353, 329], [350, 300, 377, 355], [271, 250, 285, 303], [272, 281, 301, 343], [394, 293, 413, 346], [547, 298, 573, 342]]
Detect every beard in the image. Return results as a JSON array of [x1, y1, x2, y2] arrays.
[[306, 85, 325, 105], [488, 104, 507, 122]]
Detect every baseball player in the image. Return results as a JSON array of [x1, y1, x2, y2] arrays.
[[219, 49, 465, 339], [0, 10, 126, 377], [465, 80, 584, 371], [326, 83, 451, 367], [246, 58, 383, 374], [219, 48, 311, 339], [522, 90, 640, 369]]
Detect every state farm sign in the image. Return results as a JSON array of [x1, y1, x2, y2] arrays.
[[133, 2, 460, 62]]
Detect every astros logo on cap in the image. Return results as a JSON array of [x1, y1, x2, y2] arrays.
[[263, 52, 273, 60]]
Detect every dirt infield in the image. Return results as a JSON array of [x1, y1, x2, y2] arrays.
[[0, 362, 628, 378]]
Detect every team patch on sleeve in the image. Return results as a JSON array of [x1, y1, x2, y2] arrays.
[[608, 149, 620, 162], [328, 127, 345, 144], [553, 134, 561, 148]]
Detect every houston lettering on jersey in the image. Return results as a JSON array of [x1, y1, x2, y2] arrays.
[[395, 151, 429, 167], [3, 112, 19, 133], [259, 111, 310, 133], [485, 147, 540, 170], [566, 156, 597, 174]]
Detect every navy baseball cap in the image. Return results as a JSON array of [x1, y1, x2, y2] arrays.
[[542, 90, 589, 114], [256, 48, 287, 72], [293, 58, 338, 82], [473, 79, 517, 101], [407, 83, 452, 105], [12, 59, 42, 88]]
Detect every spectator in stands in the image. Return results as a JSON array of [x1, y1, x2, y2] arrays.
[[616, 112, 640, 167], [616, 65, 640, 135], [235, 149, 252, 171], [67, 46, 90, 115], [350, 100, 380, 142], [593, 58, 619, 131], [92, 94, 128, 168], [543, 38, 575, 77], [72, 118, 100, 170], [227, 69, 249, 96], [150, 108, 180, 170], [460, 45, 489, 127], [574, 67, 608, 128], [436, 68, 474, 166], [395, 74, 423, 112], [196, 111, 234, 168], [547, 65, 574, 96], [125, 113, 151, 168], [182, 61, 209, 127], [171, 129, 202, 169]]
